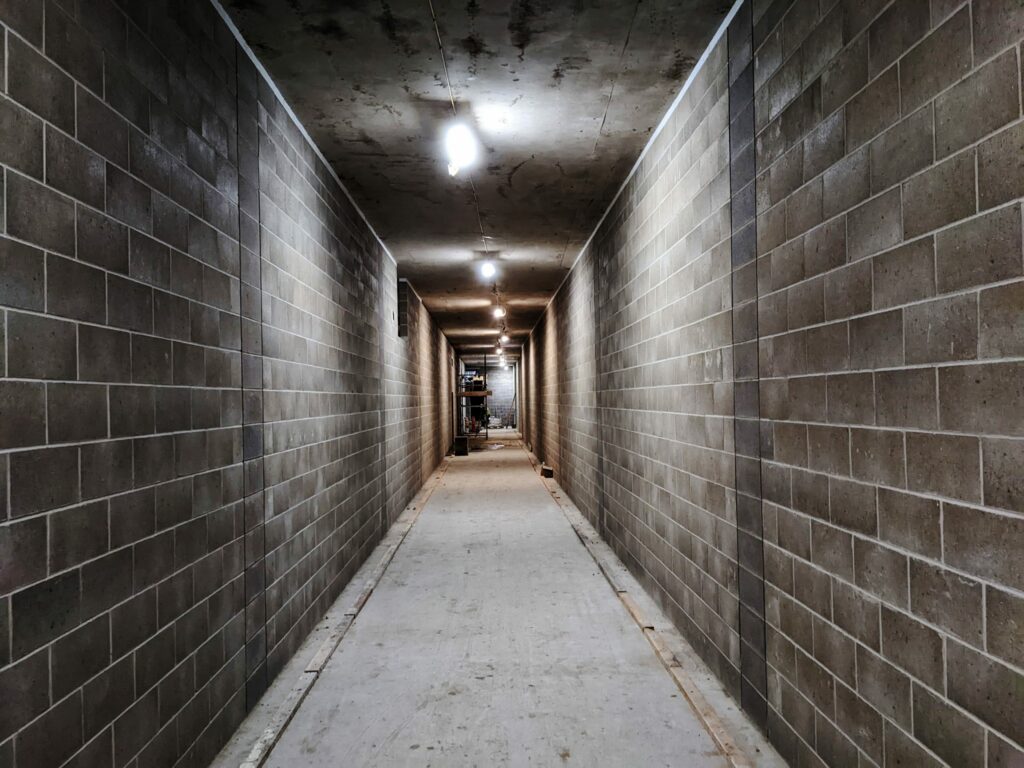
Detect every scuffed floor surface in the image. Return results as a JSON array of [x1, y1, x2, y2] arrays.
[[266, 446, 728, 767]]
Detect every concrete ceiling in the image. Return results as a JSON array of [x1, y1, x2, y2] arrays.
[[222, 0, 729, 350]]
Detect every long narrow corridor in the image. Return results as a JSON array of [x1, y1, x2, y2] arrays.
[[261, 443, 727, 767], [2, 0, 1022, 765]]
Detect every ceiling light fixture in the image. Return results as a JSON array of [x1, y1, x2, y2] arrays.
[[480, 261, 496, 278], [493, 306, 506, 318], [500, 334, 509, 343], [445, 123, 478, 176]]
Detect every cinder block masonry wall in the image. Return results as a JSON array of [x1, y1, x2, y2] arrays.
[[525, 293, 563, 474], [480, 364, 515, 426], [523, 234, 600, 528], [0, 1, 452, 766], [382, 274, 454, 528], [525, 35, 741, 693], [523, 0, 1024, 765], [753, 0, 1024, 765]]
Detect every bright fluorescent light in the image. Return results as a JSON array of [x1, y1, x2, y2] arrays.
[[493, 307, 506, 318], [480, 261, 496, 278], [445, 123, 478, 176], [500, 334, 509, 343]]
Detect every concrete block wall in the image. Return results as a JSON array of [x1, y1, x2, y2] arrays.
[[0, 3, 251, 765], [598, 32, 738, 690], [478, 364, 515, 426], [255, 63, 385, 696], [523, 0, 1024, 765], [0, 1, 452, 766], [382, 274, 454, 528], [525, 290, 564, 476], [524, 35, 741, 691], [752, 0, 1024, 765], [523, 247, 601, 529]]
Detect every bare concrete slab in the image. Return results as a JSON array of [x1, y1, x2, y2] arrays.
[[264, 445, 729, 767]]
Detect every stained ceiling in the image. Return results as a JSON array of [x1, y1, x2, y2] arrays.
[[222, 0, 729, 352]]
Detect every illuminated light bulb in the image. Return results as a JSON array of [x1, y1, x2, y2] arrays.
[[480, 261, 496, 278], [493, 307, 506, 318], [445, 123, 478, 176], [500, 334, 509, 343]]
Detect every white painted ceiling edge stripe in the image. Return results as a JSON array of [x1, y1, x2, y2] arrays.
[[526, 0, 745, 340], [209, 0, 400, 269]]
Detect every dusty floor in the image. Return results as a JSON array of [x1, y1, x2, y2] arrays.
[[260, 444, 729, 767]]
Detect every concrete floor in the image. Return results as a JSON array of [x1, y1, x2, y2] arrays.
[[260, 443, 730, 767]]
